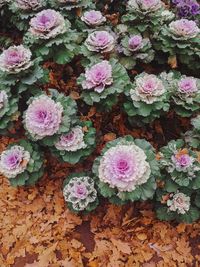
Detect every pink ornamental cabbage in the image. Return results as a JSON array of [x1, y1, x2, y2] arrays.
[[82, 60, 113, 93], [172, 153, 193, 169], [15, 0, 43, 10], [0, 146, 30, 178], [55, 126, 87, 151], [63, 176, 97, 211], [169, 19, 199, 39], [178, 77, 198, 94], [24, 95, 63, 140], [130, 73, 166, 104], [98, 143, 151, 192], [81, 10, 106, 26], [85, 31, 115, 53], [29, 9, 66, 39], [0, 45, 32, 73], [128, 35, 143, 51]]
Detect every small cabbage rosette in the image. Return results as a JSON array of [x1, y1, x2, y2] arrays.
[[170, 73, 200, 117], [63, 172, 99, 213], [9, 0, 47, 31], [124, 72, 170, 124], [0, 87, 19, 132], [155, 19, 200, 70], [0, 45, 45, 91], [185, 116, 200, 149], [159, 139, 200, 190], [81, 10, 106, 27], [24, 9, 79, 64], [156, 188, 200, 223], [122, 0, 165, 33], [120, 33, 155, 69], [49, 0, 94, 11], [93, 136, 159, 204], [23, 89, 77, 146], [50, 121, 96, 164], [77, 58, 130, 110], [0, 140, 44, 187], [81, 30, 116, 59], [172, 0, 200, 19]]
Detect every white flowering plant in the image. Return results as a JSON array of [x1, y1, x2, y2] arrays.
[[63, 172, 99, 213], [0, 45, 46, 92], [77, 58, 130, 110], [122, 0, 166, 33], [154, 19, 200, 70], [23, 9, 80, 64], [23, 89, 78, 146], [124, 72, 170, 123], [0, 86, 19, 133], [9, 0, 47, 31], [92, 136, 159, 205], [168, 72, 200, 117], [0, 139, 44, 187], [156, 188, 200, 223], [159, 139, 200, 190], [50, 120, 96, 164]]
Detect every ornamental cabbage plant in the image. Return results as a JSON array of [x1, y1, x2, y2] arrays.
[[50, 120, 96, 164], [63, 172, 99, 213], [23, 89, 77, 146], [24, 9, 79, 64], [0, 86, 19, 133], [0, 140, 44, 186], [9, 0, 47, 31], [0, 45, 46, 91], [155, 18, 200, 70], [156, 189, 200, 223], [81, 30, 116, 59], [93, 136, 159, 204], [77, 58, 130, 110], [122, 0, 166, 33], [124, 72, 170, 123], [169, 72, 200, 117], [159, 139, 200, 190], [120, 32, 155, 69]]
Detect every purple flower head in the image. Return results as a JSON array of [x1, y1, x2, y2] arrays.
[[172, 151, 193, 170], [85, 31, 115, 53], [81, 10, 106, 26], [98, 143, 151, 192], [0, 145, 30, 178], [24, 95, 63, 140], [0, 45, 32, 73], [0, 90, 8, 111], [178, 77, 198, 94], [55, 126, 86, 151], [83, 60, 113, 93], [29, 9, 66, 39], [128, 35, 143, 51], [169, 19, 200, 38], [63, 176, 97, 211], [173, 0, 200, 18], [15, 0, 43, 10]]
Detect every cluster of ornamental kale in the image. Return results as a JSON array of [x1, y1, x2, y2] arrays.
[[0, 0, 199, 222]]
